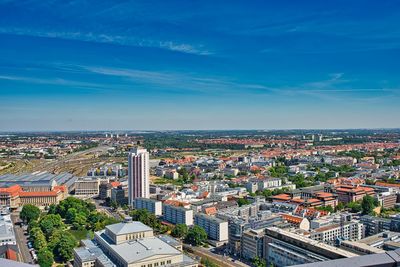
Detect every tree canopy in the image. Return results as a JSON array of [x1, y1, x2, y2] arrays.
[[185, 225, 207, 246], [38, 248, 54, 267], [20, 204, 40, 223], [171, 224, 188, 239]]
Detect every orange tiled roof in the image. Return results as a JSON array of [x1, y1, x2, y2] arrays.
[[0, 185, 22, 197], [281, 214, 303, 224], [272, 194, 291, 200], [204, 206, 217, 215], [314, 192, 334, 198], [110, 181, 120, 188], [375, 182, 400, 188], [164, 200, 190, 207], [53, 185, 66, 192]]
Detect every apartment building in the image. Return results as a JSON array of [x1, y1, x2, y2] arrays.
[[134, 198, 162, 216], [194, 213, 228, 243], [310, 221, 364, 243], [163, 204, 193, 226]]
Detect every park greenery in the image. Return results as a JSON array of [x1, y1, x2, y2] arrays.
[[185, 225, 208, 246], [25, 197, 119, 266], [334, 195, 379, 214], [171, 224, 189, 239]]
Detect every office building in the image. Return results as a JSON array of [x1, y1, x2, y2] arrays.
[[128, 148, 150, 206], [134, 198, 162, 216], [241, 229, 264, 260], [111, 186, 128, 206], [99, 183, 112, 200], [163, 204, 193, 226], [74, 177, 101, 197], [0, 184, 66, 208], [264, 227, 358, 267]]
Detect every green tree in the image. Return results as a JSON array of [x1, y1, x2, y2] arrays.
[[72, 213, 87, 230], [185, 226, 207, 246], [54, 232, 77, 262], [362, 195, 377, 215], [40, 214, 63, 236], [30, 227, 47, 251], [47, 229, 63, 253], [171, 224, 188, 239], [253, 256, 267, 267], [37, 248, 54, 267], [237, 198, 251, 207], [20, 204, 40, 223], [335, 202, 345, 212], [347, 201, 362, 213]]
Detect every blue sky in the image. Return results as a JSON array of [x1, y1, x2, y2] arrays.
[[0, 0, 399, 131]]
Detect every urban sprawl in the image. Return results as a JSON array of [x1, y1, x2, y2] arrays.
[[1, 130, 400, 267]]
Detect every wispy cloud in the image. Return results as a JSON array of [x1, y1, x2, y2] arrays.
[[0, 75, 109, 91], [0, 27, 212, 55], [78, 65, 273, 95]]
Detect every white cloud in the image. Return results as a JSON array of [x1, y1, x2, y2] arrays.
[[0, 27, 211, 56]]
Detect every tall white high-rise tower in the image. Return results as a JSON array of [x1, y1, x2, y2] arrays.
[[128, 148, 150, 206]]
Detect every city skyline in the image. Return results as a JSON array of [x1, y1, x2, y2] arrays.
[[1, 0, 400, 131]]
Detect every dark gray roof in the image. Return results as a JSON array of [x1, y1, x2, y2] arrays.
[[292, 249, 400, 267]]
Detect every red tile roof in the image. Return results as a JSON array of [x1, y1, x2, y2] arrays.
[[110, 181, 120, 188], [204, 207, 217, 215], [281, 214, 303, 224]]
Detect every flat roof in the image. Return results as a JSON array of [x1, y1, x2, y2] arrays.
[[0, 172, 76, 187], [292, 249, 400, 267], [96, 231, 181, 264], [266, 227, 358, 258]]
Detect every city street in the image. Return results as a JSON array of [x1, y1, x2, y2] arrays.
[[92, 198, 123, 221], [11, 212, 33, 264]]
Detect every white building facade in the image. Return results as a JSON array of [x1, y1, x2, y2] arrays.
[[128, 148, 150, 206]]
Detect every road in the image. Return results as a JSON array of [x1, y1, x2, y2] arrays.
[[11, 212, 33, 264], [183, 244, 250, 267], [92, 198, 123, 221]]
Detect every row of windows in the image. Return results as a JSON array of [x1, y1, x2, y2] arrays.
[[141, 259, 172, 267]]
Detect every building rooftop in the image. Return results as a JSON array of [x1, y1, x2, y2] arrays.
[[96, 231, 181, 264], [0, 259, 35, 267], [105, 221, 152, 236], [292, 249, 400, 267], [266, 227, 358, 258], [0, 172, 76, 188]]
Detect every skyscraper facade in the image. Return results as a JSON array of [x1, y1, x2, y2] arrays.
[[128, 148, 150, 206]]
